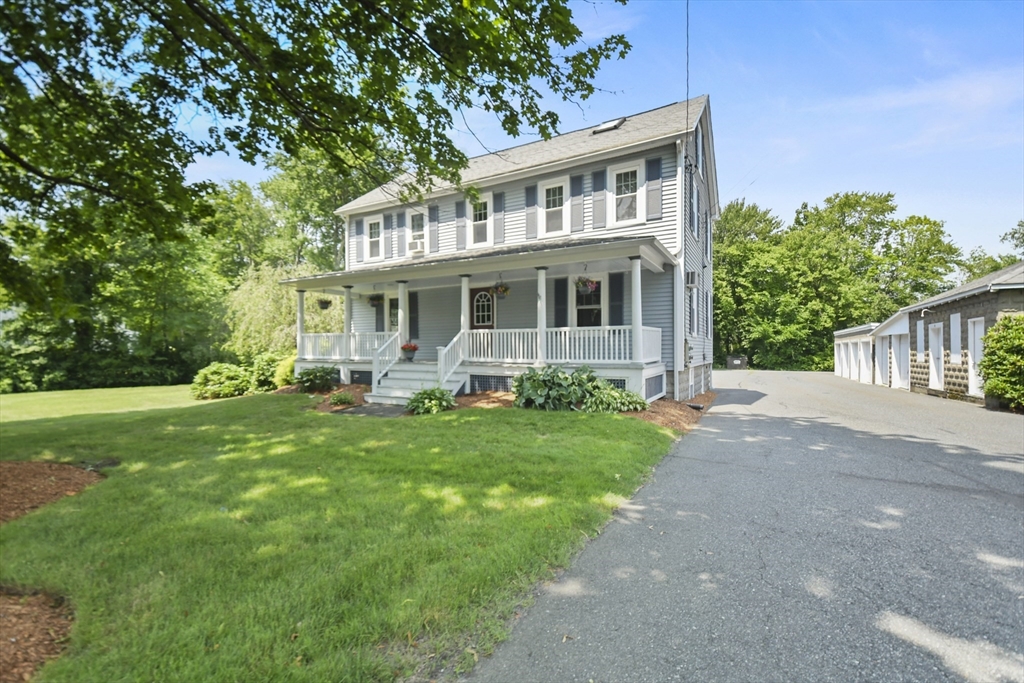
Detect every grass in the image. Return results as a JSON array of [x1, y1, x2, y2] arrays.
[[0, 385, 204, 423], [0, 391, 675, 682]]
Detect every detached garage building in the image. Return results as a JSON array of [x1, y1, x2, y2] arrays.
[[834, 260, 1023, 403]]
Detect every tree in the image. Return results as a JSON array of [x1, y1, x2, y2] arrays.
[[1, 0, 630, 300], [956, 247, 1020, 285], [224, 264, 344, 362], [978, 315, 1024, 409], [712, 192, 960, 370], [1001, 221, 1024, 258]]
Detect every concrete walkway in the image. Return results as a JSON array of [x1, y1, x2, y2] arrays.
[[469, 371, 1024, 682]]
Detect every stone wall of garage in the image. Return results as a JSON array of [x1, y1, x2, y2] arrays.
[[908, 289, 1023, 398]]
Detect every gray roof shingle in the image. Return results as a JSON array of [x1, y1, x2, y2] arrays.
[[904, 260, 1023, 312], [340, 96, 708, 213]]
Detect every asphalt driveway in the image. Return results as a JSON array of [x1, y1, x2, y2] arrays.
[[469, 370, 1024, 682]]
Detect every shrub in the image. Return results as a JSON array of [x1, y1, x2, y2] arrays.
[[330, 391, 355, 406], [979, 315, 1024, 409], [513, 365, 649, 413], [191, 363, 251, 399], [582, 381, 649, 413], [273, 355, 297, 388], [297, 365, 337, 393], [249, 353, 282, 393], [406, 387, 456, 415]]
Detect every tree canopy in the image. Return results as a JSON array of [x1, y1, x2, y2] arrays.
[[713, 193, 961, 370], [1, 0, 630, 301]]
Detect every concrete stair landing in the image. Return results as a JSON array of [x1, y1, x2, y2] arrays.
[[364, 361, 466, 406]]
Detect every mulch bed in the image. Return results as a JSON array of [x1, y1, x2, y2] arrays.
[[0, 462, 103, 682], [313, 384, 368, 414], [627, 390, 717, 433], [0, 591, 72, 683]]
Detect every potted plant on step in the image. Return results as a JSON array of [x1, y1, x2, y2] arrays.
[[575, 276, 598, 295], [401, 342, 419, 361]]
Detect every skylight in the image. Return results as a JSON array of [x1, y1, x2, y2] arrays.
[[592, 117, 626, 134]]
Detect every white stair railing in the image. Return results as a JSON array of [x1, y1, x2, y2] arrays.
[[371, 332, 402, 392], [437, 331, 466, 385]]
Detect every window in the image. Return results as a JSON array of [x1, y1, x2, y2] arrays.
[[576, 282, 602, 327], [690, 175, 699, 236], [705, 211, 712, 262], [368, 219, 382, 259], [545, 185, 564, 233], [472, 201, 488, 244], [689, 288, 698, 335], [615, 169, 638, 222], [696, 123, 704, 177], [410, 213, 425, 242], [473, 291, 492, 327]]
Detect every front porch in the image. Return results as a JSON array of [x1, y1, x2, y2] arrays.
[[286, 236, 677, 405]]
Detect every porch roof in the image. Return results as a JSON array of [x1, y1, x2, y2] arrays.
[[282, 236, 676, 293]]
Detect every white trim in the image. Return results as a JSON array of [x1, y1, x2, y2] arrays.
[[469, 192, 494, 249], [607, 159, 646, 228], [365, 214, 384, 262], [928, 322, 944, 390], [916, 320, 925, 362], [568, 271, 609, 329], [696, 122, 704, 178], [539, 175, 571, 238]]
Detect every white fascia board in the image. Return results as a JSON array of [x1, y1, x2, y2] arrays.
[[871, 311, 909, 337], [337, 133, 693, 217], [280, 238, 675, 290]]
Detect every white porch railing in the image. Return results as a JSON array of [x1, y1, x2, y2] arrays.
[[299, 332, 392, 361], [641, 326, 662, 363], [465, 329, 539, 363], [547, 326, 633, 363], [371, 332, 401, 392], [437, 331, 466, 385]]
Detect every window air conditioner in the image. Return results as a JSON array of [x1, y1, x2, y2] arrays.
[[408, 239, 425, 255], [685, 271, 698, 287]]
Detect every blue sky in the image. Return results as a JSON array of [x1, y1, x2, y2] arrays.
[[187, 0, 1024, 256]]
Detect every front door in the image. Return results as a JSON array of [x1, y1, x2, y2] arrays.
[[967, 317, 985, 396], [470, 288, 494, 330]]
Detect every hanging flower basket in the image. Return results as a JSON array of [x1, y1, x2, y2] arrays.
[[575, 276, 598, 295], [367, 293, 384, 307], [492, 283, 511, 299], [316, 298, 332, 310]]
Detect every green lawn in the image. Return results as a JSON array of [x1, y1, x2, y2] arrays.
[[0, 384, 204, 422], [0, 392, 675, 682]]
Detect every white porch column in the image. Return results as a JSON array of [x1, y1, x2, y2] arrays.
[[536, 267, 547, 365], [296, 289, 306, 357], [631, 256, 643, 362], [460, 275, 471, 333], [397, 281, 409, 343], [343, 286, 353, 360]]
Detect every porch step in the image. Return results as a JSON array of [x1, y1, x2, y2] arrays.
[[364, 363, 467, 406]]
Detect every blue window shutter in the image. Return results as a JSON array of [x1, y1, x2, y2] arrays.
[[525, 185, 537, 239], [570, 175, 584, 232], [375, 302, 384, 332], [646, 158, 663, 221], [383, 214, 393, 258], [455, 200, 466, 250], [409, 291, 419, 339], [493, 191, 505, 245], [554, 278, 568, 328], [396, 212, 406, 257], [354, 218, 364, 263], [608, 272, 624, 325], [428, 205, 439, 253], [591, 171, 606, 228]]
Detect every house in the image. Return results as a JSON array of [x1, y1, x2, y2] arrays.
[[833, 260, 1023, 402], [283, 97, 719, 405]]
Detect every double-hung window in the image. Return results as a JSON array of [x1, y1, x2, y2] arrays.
[[472, 201, 488, 245], [545, 185, 565, 233], [615, 169, 638, 222], [690, 176, 699, 236], [576, 280, 602, 327], [696, 122, 704, 177], [410, 213, 425, 243], [368, 218, 382, 259], [704, 211, 712, 262]]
